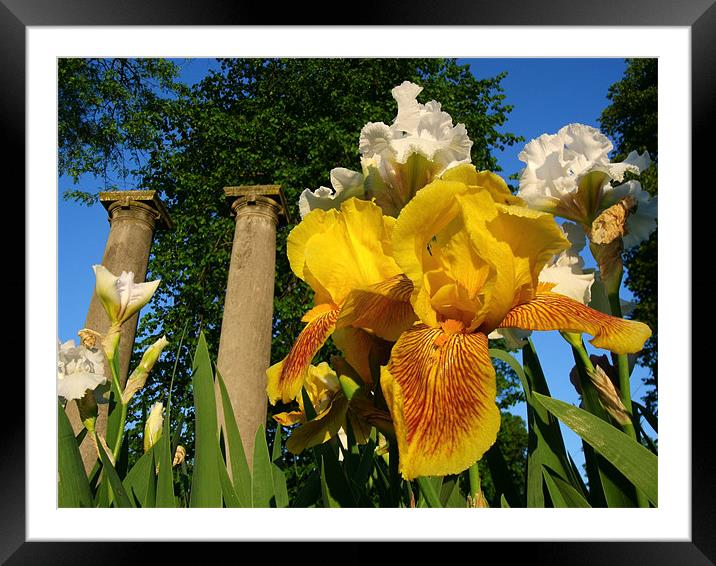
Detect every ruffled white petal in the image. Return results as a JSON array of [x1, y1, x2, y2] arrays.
[[298, 167, 365, 219], [538, 223, 595, 304], [57, 339, 107, 401], [518, 124, 653, 227], [359, 122, 394, 159], [391, 81, 424, 134], [624, 191, 658, 249]]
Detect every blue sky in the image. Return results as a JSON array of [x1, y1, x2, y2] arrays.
[[57, 58, 654, 473]]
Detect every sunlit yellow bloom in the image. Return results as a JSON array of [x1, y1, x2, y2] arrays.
[[273, 362, 371, 454], [266, 198, 416, 405], [382, 169, 652, 479]]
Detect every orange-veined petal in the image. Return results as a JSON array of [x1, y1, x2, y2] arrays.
[[498, 291, 651, 354], [381, 324, 500, 479], [266, 305, 341, 404]]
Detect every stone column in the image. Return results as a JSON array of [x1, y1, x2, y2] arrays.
[[66, 190, 171, 472], [216, 185, 289, 469]]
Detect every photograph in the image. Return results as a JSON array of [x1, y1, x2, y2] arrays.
[[7, 11, 710, 562], [56, 56, 659, 511]]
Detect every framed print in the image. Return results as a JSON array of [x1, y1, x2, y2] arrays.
[[6, 0, 713, 562]]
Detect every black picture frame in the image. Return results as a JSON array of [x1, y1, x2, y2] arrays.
[[5, 1, 711, 562]]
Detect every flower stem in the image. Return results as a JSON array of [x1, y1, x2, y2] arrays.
[[416, 477, 442, 508], [468, 462, 481, 500], [606, 288, 650, 509], [106, 348, 128, 464]]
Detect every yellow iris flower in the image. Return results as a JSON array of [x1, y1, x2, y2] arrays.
[[381, 164, 652, 479], [266, 198, 416, 405], [273, 362, 371, 454]]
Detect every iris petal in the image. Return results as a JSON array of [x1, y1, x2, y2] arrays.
[[499, 291, 651, 354], [381, 324, 500, 479], [266, 305, 341, 404]]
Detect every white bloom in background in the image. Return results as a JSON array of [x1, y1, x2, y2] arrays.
[[298, 168, 364, 219], [538, 222, 595, 305], [144, 402, 164, 453], [588, 271, 637, 316], [517, 123, 652, 225], [299, 81, 473, 218], [601, 179, 658, 249], [93, 265, 161, 327], [488, 222, 594, 348], [57, 339, 107, 401]]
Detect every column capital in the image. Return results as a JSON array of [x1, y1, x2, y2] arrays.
[[223, 185, 292, 226], [99, 190, 173, 230]]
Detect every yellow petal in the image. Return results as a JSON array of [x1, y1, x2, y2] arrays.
[[303, 198, 401, 305], [499, 291, 651, 354], [381, 324, 500, 480], [266, 306, 341, 404], [393, 178, 569, 334], [336, 274, 417, 341], [286, 208, 337, 305], [392, 179, 484, 327], [456, 193, 569, 331], [286, 396, 348, 454], [332, 326, 392, 386], [301, 361, 341, 415], [441, 163, 524, 206], [273, 411, 305, 426]]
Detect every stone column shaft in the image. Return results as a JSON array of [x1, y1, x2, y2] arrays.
[[66, 191, 171, 472], [216, 186, 288, 469]]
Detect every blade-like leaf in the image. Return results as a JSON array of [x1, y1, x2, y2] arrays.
[[416, 476, 443, 508], [440, 477, 466, 508], [216, 447, 241, 508], [318, 445, 355, 507], [251, 424, 275, 508], [123, 449, 156, 508], [216, 369, 252, 507], [485, 440, 521, 507], [534, 393, 657, 506], [95, 431, 133, 508], [543, 466, 592, 508], [292, 470, 322, 508], [189, 332, 222, 507], [271, 426, 289, 508], [58, 404, 93, 508], [155, 408, 176, 508], [320, 457, 341, 508]]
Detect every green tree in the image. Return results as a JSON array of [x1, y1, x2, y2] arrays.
[[58, 58, 187, 201], [599, 59, 658, 413]]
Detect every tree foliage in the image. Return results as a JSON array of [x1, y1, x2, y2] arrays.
[[599, 59, 658, 412], [58, 58, 187, 202]]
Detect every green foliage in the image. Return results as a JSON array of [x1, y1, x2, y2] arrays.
[[599, 58, 658, 412], [534, 393, 657, 506], [58, 58, 188, 194]]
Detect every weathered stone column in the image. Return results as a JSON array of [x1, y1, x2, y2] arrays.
[[216, 185, 289, 469], [66, 190, 171, 471]]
